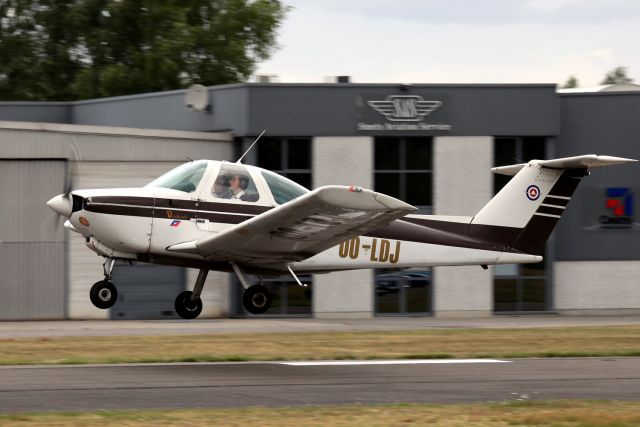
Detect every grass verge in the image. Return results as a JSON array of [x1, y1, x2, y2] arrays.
[[0, 325, 639, 365], [1, 400, 640, 426]]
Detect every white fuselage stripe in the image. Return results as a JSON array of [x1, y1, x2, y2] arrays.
[[534, 212, 562, 219], [545, 195, 571, 200], [540, 203, 565, 210]]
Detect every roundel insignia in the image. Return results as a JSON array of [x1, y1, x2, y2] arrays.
[[79, 217, 90, 226], [526, 185, 541, 201]]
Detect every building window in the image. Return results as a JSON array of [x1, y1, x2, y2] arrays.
[[233, 137, 313, 318], [375, 269, 432, 316], [374, 137, 432, 213], [493, 137, 549, 312], [257, 137, 312, 189], [241, 276, 312, 317], [374, 137, 433, 316]]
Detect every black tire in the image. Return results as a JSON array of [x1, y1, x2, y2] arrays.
[[90, 280, 118, 309], [174, 291, 203, 320], [242, 285, 272, 315]]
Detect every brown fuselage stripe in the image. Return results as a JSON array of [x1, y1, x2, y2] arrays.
[[86, 204, 250, 224], [513, 214, 559, 254], [542, 196, 569, 206], [91, 196, 272, 215], [84, 176, 588, 257], [537, 205, 564, 216], [85, 201, 524, 252]]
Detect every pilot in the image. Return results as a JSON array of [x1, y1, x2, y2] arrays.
[[228, 173, 258, 201]]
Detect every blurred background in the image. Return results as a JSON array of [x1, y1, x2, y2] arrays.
[[0, 0, 639, 321]]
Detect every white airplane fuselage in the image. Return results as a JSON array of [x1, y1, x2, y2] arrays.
[[66, 186, 540, 276]]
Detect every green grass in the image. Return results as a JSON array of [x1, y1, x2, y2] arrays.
[[0, 325, 639, 365], [2, 401, 640, 426]]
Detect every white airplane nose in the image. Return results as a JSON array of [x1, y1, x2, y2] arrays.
[[47, 194, 72, 217]]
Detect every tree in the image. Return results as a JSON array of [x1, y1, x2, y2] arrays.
[[0, 0, 288, 100], [561, 75, 579, 89], [601, 66, 634, 85]]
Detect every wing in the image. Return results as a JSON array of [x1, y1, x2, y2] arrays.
[[169, 186, 416, 267]]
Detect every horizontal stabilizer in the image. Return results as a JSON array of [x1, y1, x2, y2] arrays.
[[492, 154, 637, 176]]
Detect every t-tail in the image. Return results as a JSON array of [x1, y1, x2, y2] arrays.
[[470, 154, 637, 255]]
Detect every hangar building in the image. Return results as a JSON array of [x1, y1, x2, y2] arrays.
[[0, 81, 638, 320]]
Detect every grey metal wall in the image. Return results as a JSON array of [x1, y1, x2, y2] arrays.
[[555, 92, 640, 261], [110, 263, 186, 320], [0, 124, 231, 162], [0, 84, 560, 138], [0, 160, 66, 319], [0, 102, 71, 123], [70, 86, 249, 133], [246, 84, 559, 137]]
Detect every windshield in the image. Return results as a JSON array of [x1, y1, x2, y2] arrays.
[[211, 164, 260, 202], [261, 170, 309, 204], [146, 160, 208, 193]]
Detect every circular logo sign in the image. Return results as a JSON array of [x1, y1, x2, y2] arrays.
[[79, 217, 90, 226], [526, 185, 541, 201]]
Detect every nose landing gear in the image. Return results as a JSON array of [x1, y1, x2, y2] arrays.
[[174, 269, 207, 319], [90, 258, 118, 309]]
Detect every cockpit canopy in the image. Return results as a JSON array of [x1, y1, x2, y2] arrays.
[[146, 160, 208, 193], [146, 160, 309, 205]]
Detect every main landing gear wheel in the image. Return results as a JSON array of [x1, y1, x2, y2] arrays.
[[175, 291, 203, 320], [243, 285, 272, 314], [90, 280, 118, 309]]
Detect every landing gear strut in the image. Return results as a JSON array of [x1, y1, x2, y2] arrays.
[[90, 258, 118, 309], [230, 262, 273, 315], [174, 269, 207, 319]]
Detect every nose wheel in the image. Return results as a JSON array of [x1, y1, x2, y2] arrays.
[[174, 269, 208, 320], [90, 258, 118, 309]]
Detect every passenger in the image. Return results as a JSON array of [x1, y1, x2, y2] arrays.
[[213, 175, 232, 198]]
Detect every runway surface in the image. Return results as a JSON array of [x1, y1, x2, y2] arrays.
[[2, 315, 640, 338], [1, 357, 639, 413]]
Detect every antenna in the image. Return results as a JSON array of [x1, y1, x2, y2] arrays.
[[236, 130, 266, 164]]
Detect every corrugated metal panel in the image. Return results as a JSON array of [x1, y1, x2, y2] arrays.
[[110, 263, 185, 320], [0, 160, 66, 320], [0, 160, 65, 243], [0, 243, 65, 319], [0, 128, 232, 161]]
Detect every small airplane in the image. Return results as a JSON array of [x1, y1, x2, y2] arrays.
[[47, 152, 636, 319]]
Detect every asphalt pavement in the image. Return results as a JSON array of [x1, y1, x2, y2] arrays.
[[0, 357, 638, 412], [2, 315, 640, 338]]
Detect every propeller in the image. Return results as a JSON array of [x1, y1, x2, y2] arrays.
[[46, 138, 81, 220]]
